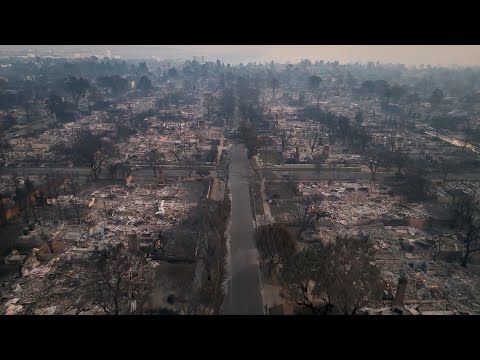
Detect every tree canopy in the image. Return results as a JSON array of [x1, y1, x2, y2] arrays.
[[255, 224, 297, 275], [308, 75, 322, 90], [64, 76, 90, 107], [280, 235, 382, 315]]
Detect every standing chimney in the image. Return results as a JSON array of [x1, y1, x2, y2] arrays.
[[393, 276, 408, 306], [127, 230, 139, 254]]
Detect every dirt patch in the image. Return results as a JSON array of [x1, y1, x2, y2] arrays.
[[265, 182, 297, 200], [259, 150, 283, 165]]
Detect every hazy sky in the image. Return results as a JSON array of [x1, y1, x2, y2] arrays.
[[257, 45, 480, 67], [4, 45, 480, 67], [163, 45, 480, 67]]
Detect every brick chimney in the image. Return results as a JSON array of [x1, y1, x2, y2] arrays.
[[295, 147, 300, 163], [393, 276, 408, 306], [127, 230, 140, 254]]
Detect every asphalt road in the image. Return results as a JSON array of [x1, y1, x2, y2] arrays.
[[0, 166, 215, 178], [223, 144, 264, 315]]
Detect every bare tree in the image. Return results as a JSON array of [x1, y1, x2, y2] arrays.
[[437, 157, 450, 181], [448, 187, 480, 267], [190, 198, 231, 314], [392, 150, 408, 174], [308, 75, 322, 105], [169, 148, 183, 167], [270, 77, 280, 98], [255, 223, 297, 276], [0, 130, 11, 164], [280, 130, 292, 152], [365, 148, 383, 180], [287, 198, 315, 231], [144, 148, 164, 177], [238, 120, 259, 158], [306, 128, 322, 152], [355, 111, 364, 127], [280, 246, 321, 314], [338, 116, 351, 144], [280, 235, 382, 315], [72, 130, 117, 180], [460, 130, 474, 152], [64, 76, 90, 108], [86, 244, 154, 315], [203, 93, 216, 121]]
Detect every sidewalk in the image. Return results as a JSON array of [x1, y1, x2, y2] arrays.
[[253, 155, 275, 224]]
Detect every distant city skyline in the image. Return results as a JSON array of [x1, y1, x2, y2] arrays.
[[2, 45, 480, 67]]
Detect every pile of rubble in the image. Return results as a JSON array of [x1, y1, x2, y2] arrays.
[[298, 181, 429, 226], [378, 259, 480, 314], [356, 305, 468, 315], [1, 176, 204, 315], [63, 116, 117, 134], [82, 183, 196, 237]]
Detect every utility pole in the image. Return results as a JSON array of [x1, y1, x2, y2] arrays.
[[250, 185, 257, 230]]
